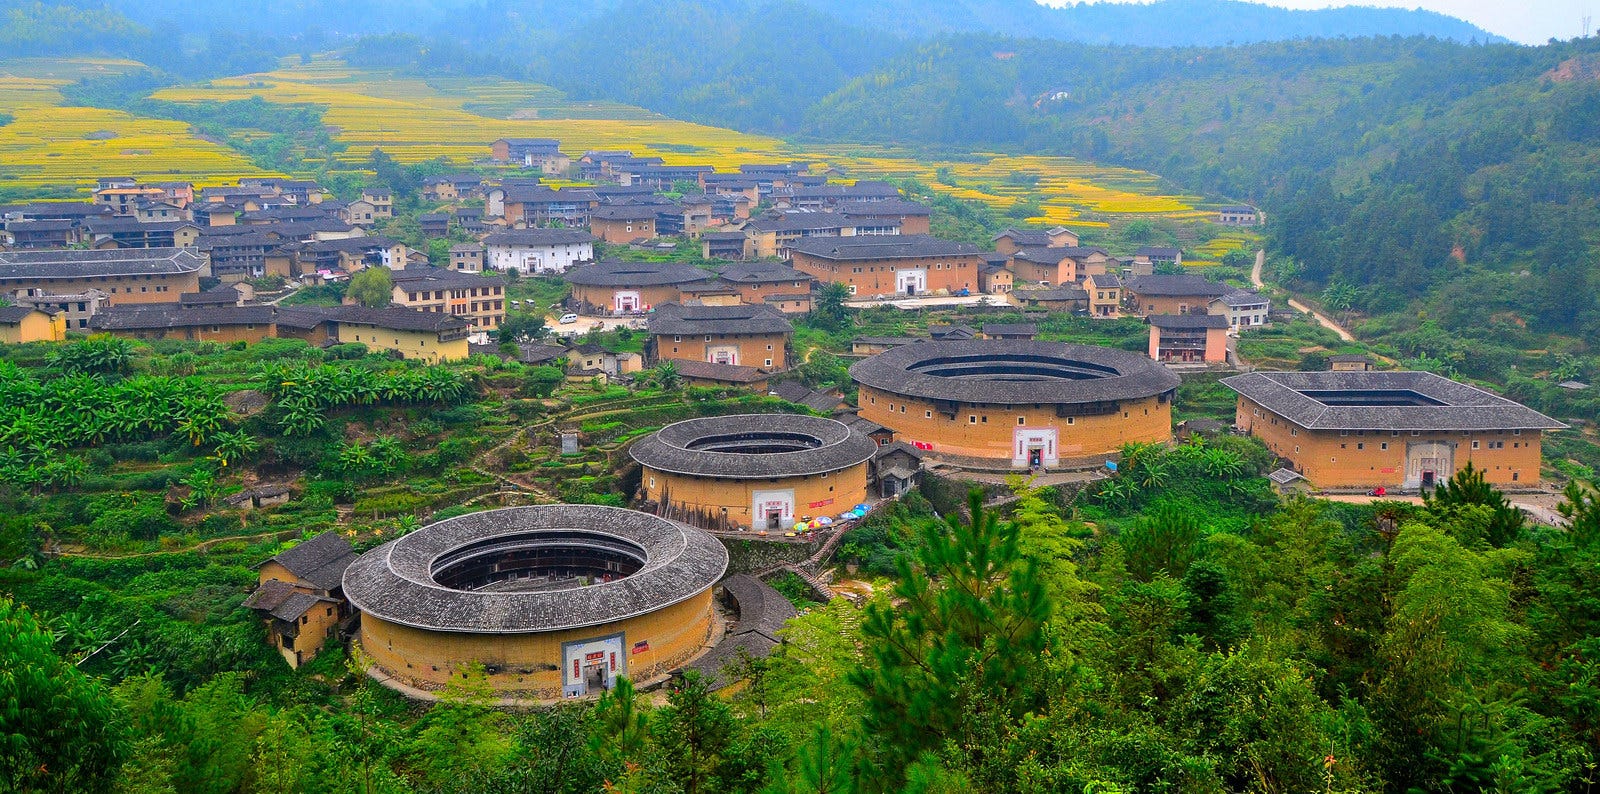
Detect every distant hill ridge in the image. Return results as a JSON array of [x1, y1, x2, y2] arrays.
[[789, 0, 1503, 46]]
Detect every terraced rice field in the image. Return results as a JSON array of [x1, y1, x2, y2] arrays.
[[0, 59, 273, 195], [9, 55, 1212, 226]]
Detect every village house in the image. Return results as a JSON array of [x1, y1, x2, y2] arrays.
[[4, 219, 82, 249], [302, 236, 409, 275], [1329, 354, 1376, 372], [83, 217, 203, 249], [1148, 314, 1230, 364], [421, 174, 484, 202], [668, 359, 772, 391], [417, 213, 450, 238], [588, 204, 664, 243], [981, 323, 1038, 341], [655, 195, 715, 237], [1209, 289, 1271, 329], [360, 189, 394, 222], [92, 304, 472, 362], [1218, 205, 1261, 226], [93, 184, 168, 216], [567, 343, 644, 381], [0, 247, 205, 305], [1007, 245, 1112, 286], [492, 139, 571, 174], [1123, 274, 1232, 316], [134, 201, 190, 224], [778, 180, 902, 209], [713, 262, 815, 307], [11, 288, 108, 331], [448, 243, 484, 273], [565, 259, 712, 315], [1088, 273, 1122, 317], [647, 303, 793, 370], [1223, 370, 1564, 489], [621, 164, 713, 190], [386, 267, 508, 332], [991, 226, 1080, 255], [481, 228, 596, 274], [790, 235, 983, 297], [0, 305, 66, 343], [978, 260, 1014, 294], [741, 211, 901, 259], [837, 200, 933, 235], [490, 185, 600, 226], [701, 231, 750, 260], [1012, 286, 1090, 314], [1133, 246, 1182, 267], [244, 531, 358, 668]]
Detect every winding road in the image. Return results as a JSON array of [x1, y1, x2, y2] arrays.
[[1251, 253, 1355, 342]]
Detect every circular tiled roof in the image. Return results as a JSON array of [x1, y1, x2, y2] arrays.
[[849, 339, 1179, 406], [629, 413, 878, 479], [342, 505, 727, 634]]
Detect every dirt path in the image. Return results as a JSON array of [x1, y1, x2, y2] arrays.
[[1251, 251, 1356, 343]]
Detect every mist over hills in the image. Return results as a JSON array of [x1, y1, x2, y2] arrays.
[[80, 0, 1502, 46]]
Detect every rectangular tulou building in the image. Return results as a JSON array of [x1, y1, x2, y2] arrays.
[[1223, 370, 1565, 489]]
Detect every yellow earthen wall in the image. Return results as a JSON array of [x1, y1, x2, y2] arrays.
[[642, 461, 870, 527], [857, 385, 1172, 462], [1235, 396, 1543, 487], [357, 588, 716, 695]]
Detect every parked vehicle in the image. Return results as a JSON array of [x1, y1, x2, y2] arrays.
[[558, 313, 579, 324]]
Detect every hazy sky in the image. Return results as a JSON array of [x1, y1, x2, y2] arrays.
[[1038, 0, 1596, 44]]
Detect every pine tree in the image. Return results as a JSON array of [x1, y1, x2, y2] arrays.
[[848, 489, 1049, 787]]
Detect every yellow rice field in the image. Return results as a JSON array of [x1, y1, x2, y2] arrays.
[[0, 59, 273, 194], [6, 55, 1208, 226]]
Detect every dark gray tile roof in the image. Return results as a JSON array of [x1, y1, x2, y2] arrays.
[[0, 306, 54, 322], [1216, 289, 1268, 307], [1015, 287, 1089, 301], [836, 199, 931, 216], [267, 531, 358, 591], [715, 262, 812, 284], [1125, 274, 1230, 298], [1221, 371, 1567, 431], [1149, 313, 1229, 329], [482, 229, 597, 247], [1089, 273, 1122, 288], [666, 358, 767, 383], [850, 340, 1180, 407], [90, 306, 273, 331], [390, 266, 506, 290], [789, 234, 980, 261], [328, 306, 471, 333], [243, 578, 296, 612], [591, 204, 671, 220], [743, 212, 859, 233], [341, 505, 728, 633], [720, 574, 796, 640], [631, 413, 878, 479], [0, 247, 204, 278], [982, 323, 1037, 336], [648, 302, 792, 336], [566, 259, 710, 287], [269, 592, 332, 622]]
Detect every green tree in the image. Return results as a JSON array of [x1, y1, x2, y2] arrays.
[[1422, 460, 1524, 547], [651, 670, 738, 794], [0, 597, 127, 793], [652, 361, 683, 392], [849, 490, 1049, 786], [498, 312, 547, 343], [812, 282, 851, 331], [347, 266, 394, 308], [48, 335, 134, 376]]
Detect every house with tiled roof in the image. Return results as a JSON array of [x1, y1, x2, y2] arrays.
[[789, 234, 982, 298], [1224, 370, 1565, 489], [647, 302, 793, 370], [245, 531, 357, 668]]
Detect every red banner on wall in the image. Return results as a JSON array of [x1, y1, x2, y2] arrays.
[[808, 498, 835, 509]]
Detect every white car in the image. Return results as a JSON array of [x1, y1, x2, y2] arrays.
[[558, 313, 579, 324]]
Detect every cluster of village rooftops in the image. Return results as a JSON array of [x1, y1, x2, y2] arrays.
[[0, 138, 1559, 494]]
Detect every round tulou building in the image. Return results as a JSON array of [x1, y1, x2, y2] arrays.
[[629, 413, 879, 532], [342, 504, 727, 698], [849, 339, 1179, 468]]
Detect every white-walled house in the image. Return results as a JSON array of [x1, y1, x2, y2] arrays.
[[481, 229, 597, 275]]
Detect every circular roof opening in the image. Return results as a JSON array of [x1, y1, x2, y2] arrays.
[[906, 352, 1119, 381], [683, 430, 824, 454], [430, 530, 648, 593]]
